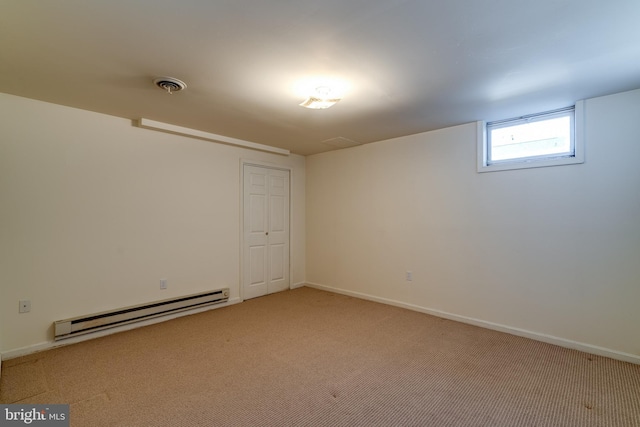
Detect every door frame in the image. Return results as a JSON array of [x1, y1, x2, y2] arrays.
[[240, 159, 293, 301]]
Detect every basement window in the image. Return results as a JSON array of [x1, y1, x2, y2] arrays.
[[477, 101, 584, 172]]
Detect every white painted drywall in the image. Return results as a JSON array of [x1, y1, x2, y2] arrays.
[[306, 88, 640, 358], [0, 93, 305, 354]]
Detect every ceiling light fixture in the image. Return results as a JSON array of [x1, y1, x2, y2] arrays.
[[153, 76, 187, 94], [299, 86, 341, 109]]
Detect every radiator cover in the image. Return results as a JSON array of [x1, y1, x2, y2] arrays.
[[54, 288, 229, 340]]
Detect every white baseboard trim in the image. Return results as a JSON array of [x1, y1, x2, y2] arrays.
[[304, 282, 640, 365], [290, 281, 306, 289], [1, 297, 242, 361]]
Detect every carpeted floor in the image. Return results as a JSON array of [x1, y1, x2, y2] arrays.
[[1, 286, 639, 426]]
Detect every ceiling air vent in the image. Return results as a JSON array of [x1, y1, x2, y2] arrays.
[[322, 137, 361, 149], [153, 76, 187, 94]]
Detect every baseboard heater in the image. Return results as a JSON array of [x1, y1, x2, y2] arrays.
[[54, 288, 229, 341]]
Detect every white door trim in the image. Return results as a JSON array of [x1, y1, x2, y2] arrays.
[[240, 159, 293, 301]]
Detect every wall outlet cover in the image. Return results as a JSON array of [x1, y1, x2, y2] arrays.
[[19, 300, 31, 313]]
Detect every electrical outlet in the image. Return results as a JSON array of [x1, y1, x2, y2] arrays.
[[406, 271, 413, 281], [160, 279, 168, 290], [19, 300, 31, 313]]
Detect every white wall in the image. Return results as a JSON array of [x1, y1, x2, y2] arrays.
[[3, 89, 638, 361], [306, 88, 640, 360], [0, 93, 305, 355]]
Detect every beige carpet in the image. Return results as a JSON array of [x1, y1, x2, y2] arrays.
[[1, 287, 639, 426]]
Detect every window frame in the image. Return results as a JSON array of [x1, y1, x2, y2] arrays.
[[477, 100, 585, 173]]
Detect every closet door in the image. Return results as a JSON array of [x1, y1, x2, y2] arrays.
[[242, 165, 290, 299]]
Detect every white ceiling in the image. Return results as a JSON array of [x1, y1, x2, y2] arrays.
[[2, 0, 639, 156]]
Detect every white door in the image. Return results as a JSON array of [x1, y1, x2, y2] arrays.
[[243, 165, 290, 300]]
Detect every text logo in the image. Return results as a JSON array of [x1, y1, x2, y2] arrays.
[[0, 405, 69, 426]]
